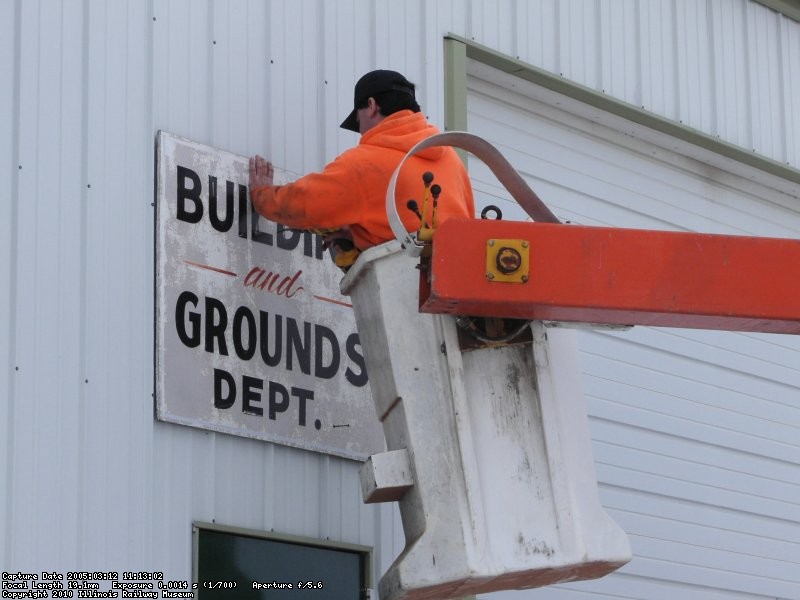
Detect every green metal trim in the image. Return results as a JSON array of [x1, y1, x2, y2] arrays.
[[753, 0, 800, 22], [444, 37, 468, 132], [444, 37, 469, 165], [192, 521, 373, 589], [444, 34, 800, 187]]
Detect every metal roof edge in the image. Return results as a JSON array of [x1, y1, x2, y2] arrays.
[[754, 0, 800, 23]]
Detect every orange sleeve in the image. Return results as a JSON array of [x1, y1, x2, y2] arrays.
[[250, 150, 366, 231]]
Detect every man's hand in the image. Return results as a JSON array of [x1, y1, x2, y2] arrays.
[[249, 155, 274, 188]]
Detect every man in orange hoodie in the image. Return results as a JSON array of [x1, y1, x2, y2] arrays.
[[249, 70, 475, 259]]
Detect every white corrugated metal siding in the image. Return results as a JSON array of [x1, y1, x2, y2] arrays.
[[1, 0, 404, 578], [2, 0, 799, 597]]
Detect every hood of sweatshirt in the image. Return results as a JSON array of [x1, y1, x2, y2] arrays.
[[358, 110, 445, 161]]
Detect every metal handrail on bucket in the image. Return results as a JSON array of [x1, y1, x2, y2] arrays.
[[385, 131, 560, 256]]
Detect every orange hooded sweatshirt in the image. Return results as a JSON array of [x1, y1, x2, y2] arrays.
[[250, 110, 475, 250]]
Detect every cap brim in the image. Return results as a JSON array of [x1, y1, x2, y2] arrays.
[[340, 109, 359, 132]]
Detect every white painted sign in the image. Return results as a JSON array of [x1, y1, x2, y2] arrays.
[[155, 131, 384, 460]]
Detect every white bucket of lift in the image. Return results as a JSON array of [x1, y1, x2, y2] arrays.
[[341, 241, 631, 600]]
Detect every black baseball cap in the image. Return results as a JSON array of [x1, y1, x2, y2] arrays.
[[340, 70, 416, 132]]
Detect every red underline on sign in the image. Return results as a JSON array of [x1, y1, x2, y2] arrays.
[[313, 295, 353, 308], [184, 260, 238, 277]]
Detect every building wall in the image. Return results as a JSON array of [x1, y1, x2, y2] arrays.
[[2, 0, 799, 596]]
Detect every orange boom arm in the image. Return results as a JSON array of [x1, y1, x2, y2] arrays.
[[422, 219, 800, 334]]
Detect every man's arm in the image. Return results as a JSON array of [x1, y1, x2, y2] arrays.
[[248, 152, 365, 232]]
